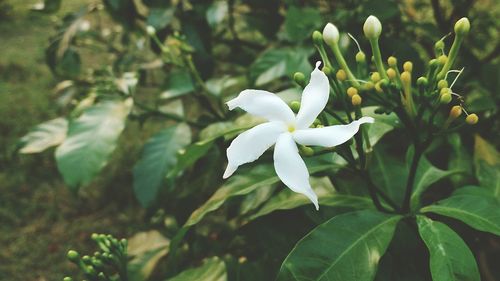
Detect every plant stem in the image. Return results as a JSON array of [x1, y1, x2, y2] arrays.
[[402, 143, 423, 212]]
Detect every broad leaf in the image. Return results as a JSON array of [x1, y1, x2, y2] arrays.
[[247, 177, 373, 221], [421, 189, 500, 236], [361, 106, 399, 147], [184, 157, 334, 227], [474, 135, 500, 198], [127, 230, 170, 281], [277, 210, 401, 281], [18, 118, 68, 154], [416, 216, 480, 281], [167, 257, 226, 281], [55, 99, 132, 189], [283, 6, 322, 41], [133, 123, 191, 207], [167, 139, 214, 178]]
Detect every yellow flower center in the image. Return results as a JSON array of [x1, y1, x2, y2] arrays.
[[288, 124, 296, 132]]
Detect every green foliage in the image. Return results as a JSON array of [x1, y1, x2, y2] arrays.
[[167, 257, 226, 281]]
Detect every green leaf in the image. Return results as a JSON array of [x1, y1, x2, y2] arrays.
[[184, 157, 333, 227], [474, 135, 500, 198], [167, 257, 227, 281], [127, 230, 170, 281], [250, 47, 313, 86], [133, 123, 191, 207], [247, 177, 373, 221], [421, 190, 500, 236], [283, 6, 322, 41], [369, 143, 407, 203], [206, 1, 228, 28], [416, 216, 480, 281], [361, 107, 399, 147], [147, 7, 175, 29], [160, 69, 195, 99], [167, 139, 214, 178], [55, 99, 132, 190], [31, 0, 61, 13], [18, 118, 68, 154], [277, 210, 401, 281], [448, 134, 473, 187]]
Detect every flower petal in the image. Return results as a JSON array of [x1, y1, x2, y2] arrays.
[[223, 121, 285, 179], [273, 132, 319, 210], [293, 117, 374, 147], [226, 89, 295, 124], [295, 61, 330, 129]]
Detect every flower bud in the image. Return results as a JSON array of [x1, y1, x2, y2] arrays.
[[454, 17, 470, 36], [438, 55, 447, 65], [363, 15, 382, 40], [440, 87, 451, 96], [63, 277, 73, 281], [374, 82, 383, 93], [449, 105, 462, 119], [299, 145, 314, 156], [400, 71, 411, 84], [146, 26, 156, 36], [312, 30, 323, 46], [67, 250, 80, 262], [290, 101, 300, 112], [351, 94, 362, 106], [322, 23, 339, 46], [313, 118, 322, 126], [370, 72, 381, 82], [293, 72, 306, 87], [466, 113, 478, 124], [387, 56, 397, 67], [417, 77, 428, 87], [356, 51, 366, 62], [363, 81, 374, 91], [322, 66, 332, 76], [403, 61, 413, 72], [440, 92, 452, 104], [434, 40, 445, 53], [336, 69, 347, 81], [437, 80, 448, 90], [429, 58, 438, 67], [386, 68, 396, 79], [347, 87, 358, 97]]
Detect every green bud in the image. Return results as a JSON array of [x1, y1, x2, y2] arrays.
[[91, 233, 99, 240], [293, 72, 306, 87], [434, 40, 445, 53], [299, 145, 314, 156], [312, 31, 323, 46], [429, 58, 438, 67], [82, 255, 91, 264], [437, 80, 448, 89], [454, 17, 470, 36], [440, 93, 452, 104], [67, 250, 80, 262], [438, 55, 447, 65], [417, 77, 428, 87], [63, 277, 73, 281], [85, 266, 97, 276], [97, 272, 107, 281], [290, 101, 300, 112], [313, 118, 322, 126], [322, 66, 332, 76], [355, 51, 366, 62]]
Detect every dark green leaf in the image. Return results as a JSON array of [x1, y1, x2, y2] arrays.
[[133, 123, 191, 207], [167, 139, 214, 178], [283, 6, 322, 42], [416, 216, 480, 281], [55, 99, 132, 190], [167, 257, 226, 281], [18, 117, 68, 154], [421, 190, 500, 236], [474, 135, 500, 198], [277, 210, 401, 281], [160, 69, 195, 99]]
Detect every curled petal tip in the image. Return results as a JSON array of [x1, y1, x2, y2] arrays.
[[315, 61, 322, 69], [226, 99, 238, 110]]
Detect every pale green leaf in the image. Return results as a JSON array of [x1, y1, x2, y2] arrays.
[[474, 135, 500, 198], [167, 257, 226, 281], [127, 230, 170, 281], [19, 117, 68, 154]]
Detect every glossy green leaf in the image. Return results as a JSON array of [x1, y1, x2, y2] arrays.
[[369, 143, 407, 203], [127, 230, 170, 281], [421, 190, 500, 236], [18, 117, 68, 154], [284, 6, 322, 41], [55, 99, 132, 190], [416, 216, 480, 281], [167, 257, 226, 281], [277, 210, 401, 281], [247, 177, 373, 221], [133, 123, 191, 207], [184, 157, 333, 227], [474, 135, 500, 198]]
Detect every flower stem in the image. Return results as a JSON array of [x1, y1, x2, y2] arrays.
[[328, 44, 360, 87], [369, 38, 389, 80]]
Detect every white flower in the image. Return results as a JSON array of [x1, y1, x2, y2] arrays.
[[222, 62, 374, 210], [322, 23, 339, 46], [363, 15, 382, 40]]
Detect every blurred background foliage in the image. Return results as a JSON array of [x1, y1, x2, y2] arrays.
[[0, 0, 498, 280]]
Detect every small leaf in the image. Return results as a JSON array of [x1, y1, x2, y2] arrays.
[[18, 118, 68, 154], [277, 210, 401, 281], [416, 216, 480, 281], [184, 157, 333, 227], [421, 189, 500, 236], [133, 123, 191, 207], [247, 177, 373, 221], [127, 230, 170, 281], [160, 69, 195, 99], [147, 7, 175, 29], [55, 99, 132, 190], [474, 135, 500, 198], [167, 257, 227, 281]]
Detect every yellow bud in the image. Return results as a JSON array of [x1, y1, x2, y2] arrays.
[[374, 82, 383, 93], [438, 55, 447, 65], [440, 93, 452, 104], [371, 72, 381, 82], [387, 56, 397, 67], [440, 87, 451, 96], [449, 105, 462, 119], [437, 80, 448, 90], [386, 68, 396, 79], [400, 71, 411, 84], [336, 69, 347, 81], [347, 87, 358, 97], [403, 61, 413, 72], [351, 94, 362, 106], [363, 82, 374, 91], [466, 113, 478, 125], [356, 51, 366, 62]]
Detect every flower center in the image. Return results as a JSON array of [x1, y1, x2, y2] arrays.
[[288, 124, 296, 132]]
